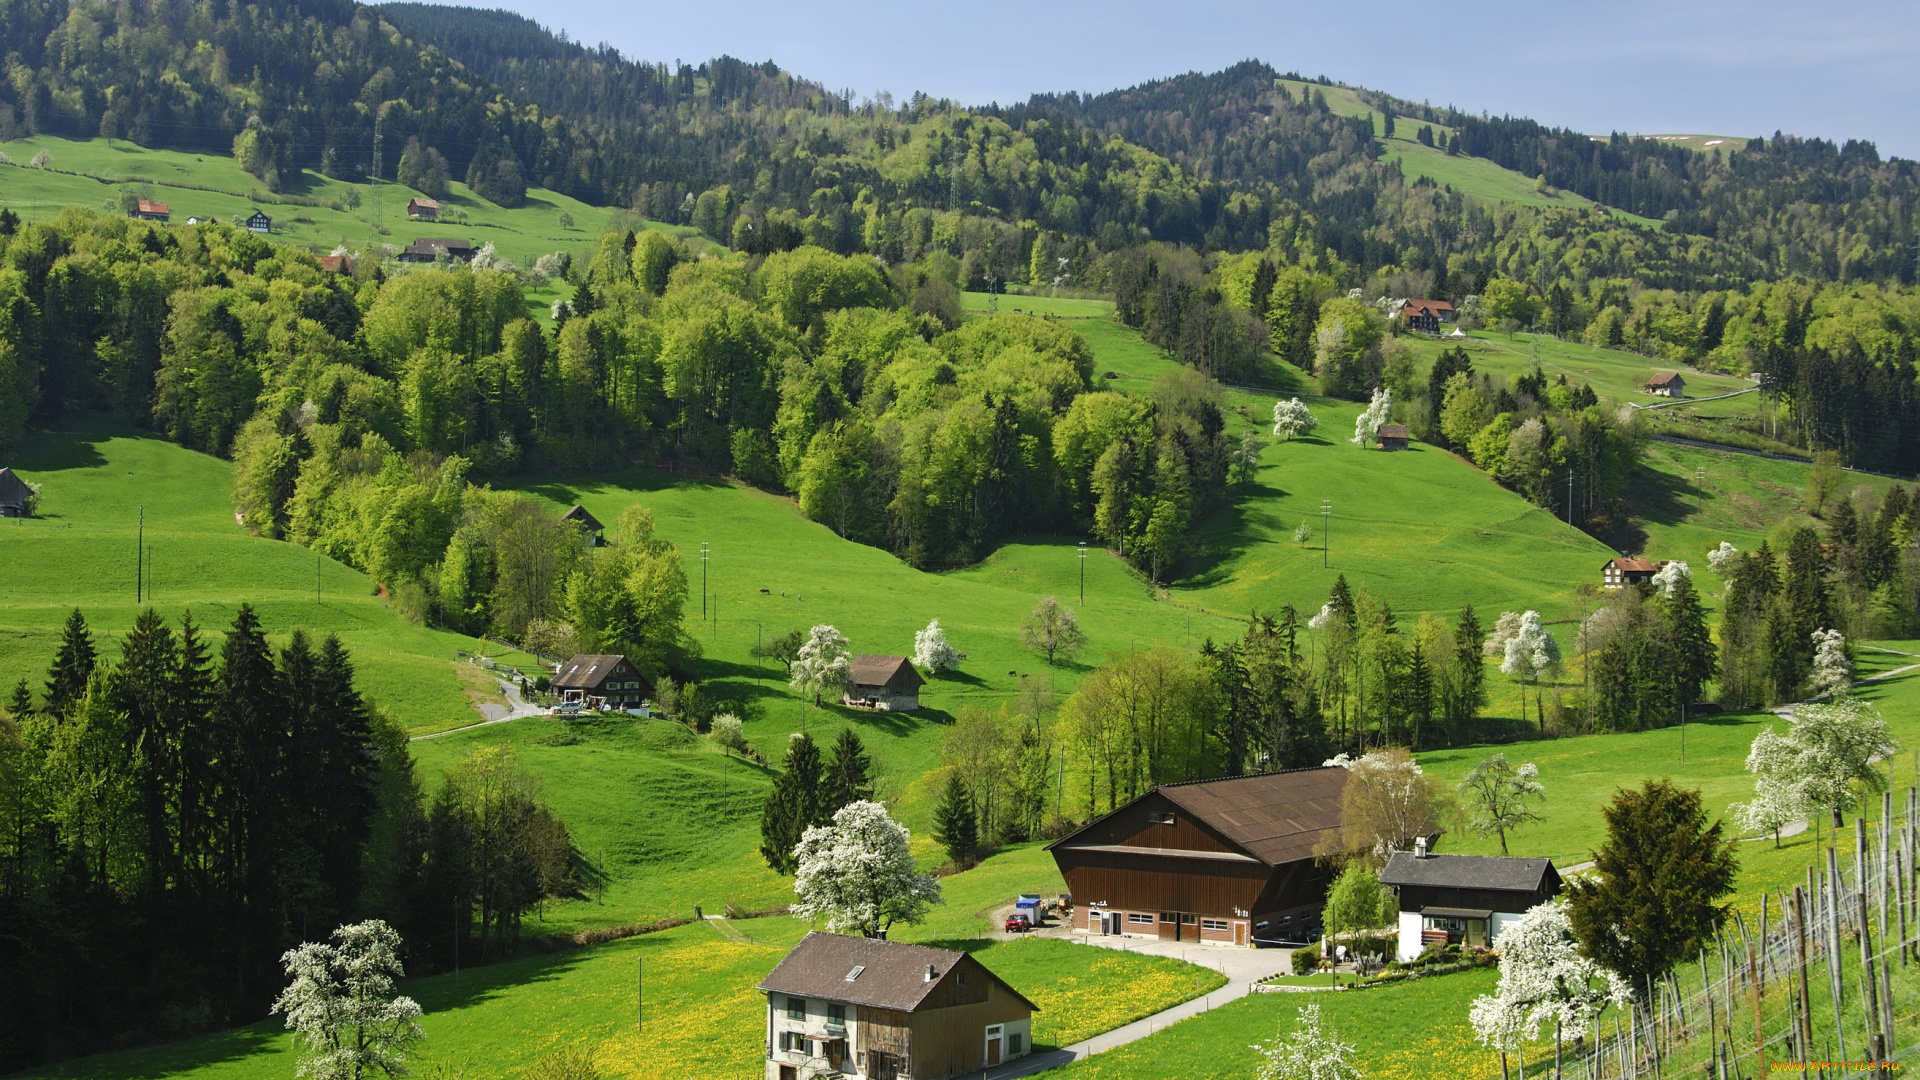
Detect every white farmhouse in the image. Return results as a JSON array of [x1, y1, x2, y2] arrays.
[[1378, 842, 1564, 962]]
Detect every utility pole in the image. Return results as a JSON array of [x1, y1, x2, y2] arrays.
[[1565, 470, 1573, 526], [136, 506, 143, 604], [1078, 542, 1086, 604], [986, 236, 998, 312], [317, 552, 322, 605], [1321, 499, 1331, 569], [701, 542, 709, 619], [1695, 466, 1705, 515]]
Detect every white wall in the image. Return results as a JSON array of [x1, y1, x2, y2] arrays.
[[1490, 910, 1525, 946], [1396, 910, 1425, 962]]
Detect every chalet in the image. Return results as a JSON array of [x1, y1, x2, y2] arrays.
[[551, 653, 652, 709], [1380, 841, 1562, 961], [399, 238, 476, 263], [1644, 372, 1686, 398], [1602, 556, 1667, 590], [0, 467, 34, 517], [560, 504, 605, 546], [845, 655, 924, 711], [1375, 423, 1410, 450], [246, 210, 272, 234], [1395, 298, 1455, 333], [406, 197, 440, 220], [758, 932, 1038, 1080], [1048, 767, 1348, 948], [131, 199, 170, 222], [317, 255, 352, 275]]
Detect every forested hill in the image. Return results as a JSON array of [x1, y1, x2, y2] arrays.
[[0, 0, 1914, 288]]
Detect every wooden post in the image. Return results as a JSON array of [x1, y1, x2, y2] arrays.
[[1759, 893, 1770, 984], [1739, 909, 1765, 1075], [1858, 821, 1883, 1063], [1793, 886, 1816, 1068], [1828, 846, 1848, 1045]]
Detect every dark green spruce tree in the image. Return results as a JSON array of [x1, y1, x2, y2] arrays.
[[824, 727, 875, 810], [1661, 575, 1717, 711], [44, 608, 96, 716], [6, 678, 31, 719], [759, 732, 826, 874], [932, 772, 979, 867]]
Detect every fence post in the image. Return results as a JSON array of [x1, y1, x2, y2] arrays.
[[1792, 886, 1816, 1067], [1827, 847, 1848, 1047]]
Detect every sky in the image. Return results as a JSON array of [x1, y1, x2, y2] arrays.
[[445, 0, 1920, 159]]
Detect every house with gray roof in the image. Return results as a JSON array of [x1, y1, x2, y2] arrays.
[[757, 932, 1037, 1080], [1379, 841, 1562, 960], [551, 653, 651, 709], [843, 654, 923, 711]]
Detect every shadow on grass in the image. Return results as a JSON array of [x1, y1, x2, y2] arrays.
[[1613, 459, 1705, 553], [14, 426, 111, 471], [1177, 480, 1294, 589]]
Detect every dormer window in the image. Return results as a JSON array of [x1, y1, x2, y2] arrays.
[[1148, 811, 1175, 825]]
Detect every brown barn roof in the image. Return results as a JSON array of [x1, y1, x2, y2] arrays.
[[1053, 767, 1349, 868], [1645, 372, 1685, 387], [1399, 298, 1454, 315], [136, 199, 169, 215], [408, 197, 439, 210], [552, 653, 630, 689], [849, 654, 923, 689], [561, 504, 605, 532], [757, 933, 1038, 1013], [1604, 556, 1662, 573], [0, 467, 32, 504], [1376, 424, 1409, 440], [317, 255, 350, 274], [1381, 851, 1560, 894]]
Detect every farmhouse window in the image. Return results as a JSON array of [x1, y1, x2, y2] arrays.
[[1202, 919, 1230, 932], [1180, 913, 1198, 925], [786, 997, 806, 1020], [827, 1004, 846, 1026], [1128, 913, 1155, 925], [1147, 811, 1175, 825]]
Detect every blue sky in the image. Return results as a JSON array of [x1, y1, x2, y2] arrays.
[[466, 0, 1920, 159]]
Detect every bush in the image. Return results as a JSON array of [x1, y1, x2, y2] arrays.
[[1291, 943, 1321, 975], [523, 1047, 601, 1080]]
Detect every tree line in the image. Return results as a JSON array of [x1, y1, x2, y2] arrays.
[[0, 608, 573, 1071]]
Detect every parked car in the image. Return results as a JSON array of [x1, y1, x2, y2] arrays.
[[1004, 913, 1030, 933], [550, 702, 581, 716]]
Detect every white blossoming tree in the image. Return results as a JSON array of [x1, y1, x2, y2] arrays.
[[1350, 387, 1393, 446], [1469, 900, 1629, 1077], [1650, 560, 1691, 597], [1273, 398, 1318, 440], [1483, 610, 1524, 657], [791, 800, 943, 938], [913, 618, 960, 673], [790, 624, 853, 706], [1254, 1003, 1361, 1080], [1809, 628, 1852, 697], [1705, 541, 1740, 576], [272, 920, 424, 1080], [1498, 611, 1560, 729], [1731, 728, 1813, 846], [1307, 602, 1337, 631]]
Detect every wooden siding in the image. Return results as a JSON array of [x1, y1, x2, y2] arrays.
[[906, 978, 1032, 1079], [855, 1005, 912, 1064], [1397, 883, 1557, 914], [1057, 848, 1271, 916], [1056, 791, 1242, 854]]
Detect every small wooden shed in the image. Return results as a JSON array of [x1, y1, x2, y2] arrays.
[[0, 467, 34, 516], [1375, 423, 1410, 450], [407, 197, 440, 220], [132, 199, 170, 222], [560, 504, 605, 545], [1644, 372, 1686, 398], [844, 655, 924, 711]]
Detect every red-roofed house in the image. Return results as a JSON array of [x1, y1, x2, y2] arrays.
[[1395, 298, 1455, 333], [132, 199, 170, 222], [1602, 556, 1669, 589]]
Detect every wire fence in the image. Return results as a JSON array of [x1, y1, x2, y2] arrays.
[[1540, 788, 1920, 1078]]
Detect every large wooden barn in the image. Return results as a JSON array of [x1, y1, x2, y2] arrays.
[[1047, 768, 1348, 947]]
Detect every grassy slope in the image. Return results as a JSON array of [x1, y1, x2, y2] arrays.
[[1275, 80, 1660, 227], [0, 135, 713, 321], [0, 427, 482, 731], [13, 918, 1222, 1080]]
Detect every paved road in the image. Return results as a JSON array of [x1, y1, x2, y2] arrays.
[[963, 932, 1295, 1079], [410, 676, 546, 741]]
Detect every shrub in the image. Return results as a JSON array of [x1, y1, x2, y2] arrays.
[[523, 1047, 602, 1080], [1291, 943, 1321, 975]]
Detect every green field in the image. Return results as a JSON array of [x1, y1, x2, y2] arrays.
[[1275, 80, 1660, 227], [11, 918, 1222, 1080], [0, 427, 484, 732], [0, 135, 714, 321]]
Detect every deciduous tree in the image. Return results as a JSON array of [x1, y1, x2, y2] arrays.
[[791, 801, 942, 938]]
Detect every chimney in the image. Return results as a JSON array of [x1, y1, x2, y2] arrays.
[[925, 964, 937, 982], [1414, 835, 1429, 859]]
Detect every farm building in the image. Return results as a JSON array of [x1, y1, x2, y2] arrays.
[[1644, 372, 1686, 397], [1380, 841, 1562, 961], [844, 655, 924, 711], [131, 199, 169, 222], [0, 467, 34, 516], [1394, 298, 1455, 333], [246, 210, 272, 234], [1602, 556, 1668, 589], [399, 238, 476, 263], [551, 653, 652, 709], [758, 932, 1037, 1080], [317, 255, 353, 274], [407, 197, 439, 220], [561, 504, 605, 545], [1375, 424, 1410, 450], [1048, 767, 1348, 948]]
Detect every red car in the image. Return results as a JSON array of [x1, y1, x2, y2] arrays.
[[1004, 914, 1030, 933]]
